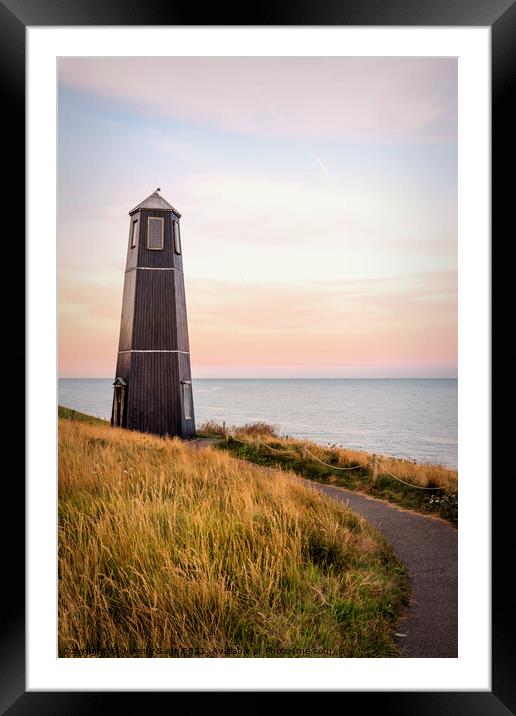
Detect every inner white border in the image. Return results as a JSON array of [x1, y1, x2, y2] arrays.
[[27, 26, 490, 691]]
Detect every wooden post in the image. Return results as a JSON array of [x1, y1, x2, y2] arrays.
[[222, 421, 226, 436], [372, 454, 378, 484]]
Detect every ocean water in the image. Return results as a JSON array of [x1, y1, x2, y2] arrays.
[[58, 378, 457, 468]]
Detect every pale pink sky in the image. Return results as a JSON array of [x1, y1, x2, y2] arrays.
[[58, 57, 457, 378]]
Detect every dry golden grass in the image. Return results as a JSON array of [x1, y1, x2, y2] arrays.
[[253, 435, 458, 489], [59, 418, 407, 658], [214, 426, 458, 524], [199, 420, 457, 491]]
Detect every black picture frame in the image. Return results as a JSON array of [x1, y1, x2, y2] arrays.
[[6, 0, 506, 711]]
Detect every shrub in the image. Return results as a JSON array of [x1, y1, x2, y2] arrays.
[[234, 422, 279, 437]]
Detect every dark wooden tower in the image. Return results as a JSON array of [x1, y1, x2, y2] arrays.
[[111, 189, 196, 438]]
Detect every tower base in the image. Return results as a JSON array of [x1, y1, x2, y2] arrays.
[[111, 351, 196, 439]]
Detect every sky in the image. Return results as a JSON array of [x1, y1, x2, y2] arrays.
[[58, 57, 457, 378]]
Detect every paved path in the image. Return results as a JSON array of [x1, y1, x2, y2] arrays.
[[188, 439, 458, 658], [189, 438, 221, 449], [306, 481, 458, 658]]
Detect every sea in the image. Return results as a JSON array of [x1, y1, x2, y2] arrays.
[[58, 378, 458, 469]]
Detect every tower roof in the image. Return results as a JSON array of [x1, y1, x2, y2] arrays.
[[129, 189, 181, 217]]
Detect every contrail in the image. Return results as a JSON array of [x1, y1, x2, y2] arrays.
[[302, 143, 331, 181], [251, 82, 332, 181]]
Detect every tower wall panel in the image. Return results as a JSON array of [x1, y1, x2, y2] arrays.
[[117, 269, 136, 351], [132, 270, 178, 350], [125, 353, 183, 436], [174, 274, 190, 353]]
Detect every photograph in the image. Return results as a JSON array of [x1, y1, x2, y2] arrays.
[[57, 56, 459, 660], [2, 2, 501, 703]]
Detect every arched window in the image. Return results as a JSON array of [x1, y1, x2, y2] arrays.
[[182, 381, 192, 420], [173, 220, 182, 254], [130, 219, 139, 248]]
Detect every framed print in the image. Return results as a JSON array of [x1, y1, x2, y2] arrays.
[[4, 0, 509, 710]]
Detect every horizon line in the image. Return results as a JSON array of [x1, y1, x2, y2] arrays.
[[59, 376, 458, 381]]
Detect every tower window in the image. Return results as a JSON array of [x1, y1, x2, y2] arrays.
[[130, 219, 139, 248], [173, 220, 182, 254], [183, 382, 192, 420], [147, 216, 164, 250]]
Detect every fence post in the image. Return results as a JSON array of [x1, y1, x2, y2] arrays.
[[372, 454, 378, 484], [222, 421, 226, 437]]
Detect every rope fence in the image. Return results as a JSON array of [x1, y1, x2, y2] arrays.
[[303, 446, 368, 471], [226, 430, 446, 491], [256, 437, 299, 457], [377, 462, 444, 490]]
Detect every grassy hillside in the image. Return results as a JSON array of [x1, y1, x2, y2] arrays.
[[58, 404, 108, 425], [202, 423, 458, 525], [59, 418, 408, 658]]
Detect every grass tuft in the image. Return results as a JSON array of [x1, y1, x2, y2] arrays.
[[233, 422, 279, 437]]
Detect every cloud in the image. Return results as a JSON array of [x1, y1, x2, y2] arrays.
[[58, 266, 456, 377], [59, 57, 457, 143], [186, 273, 457, 369]]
